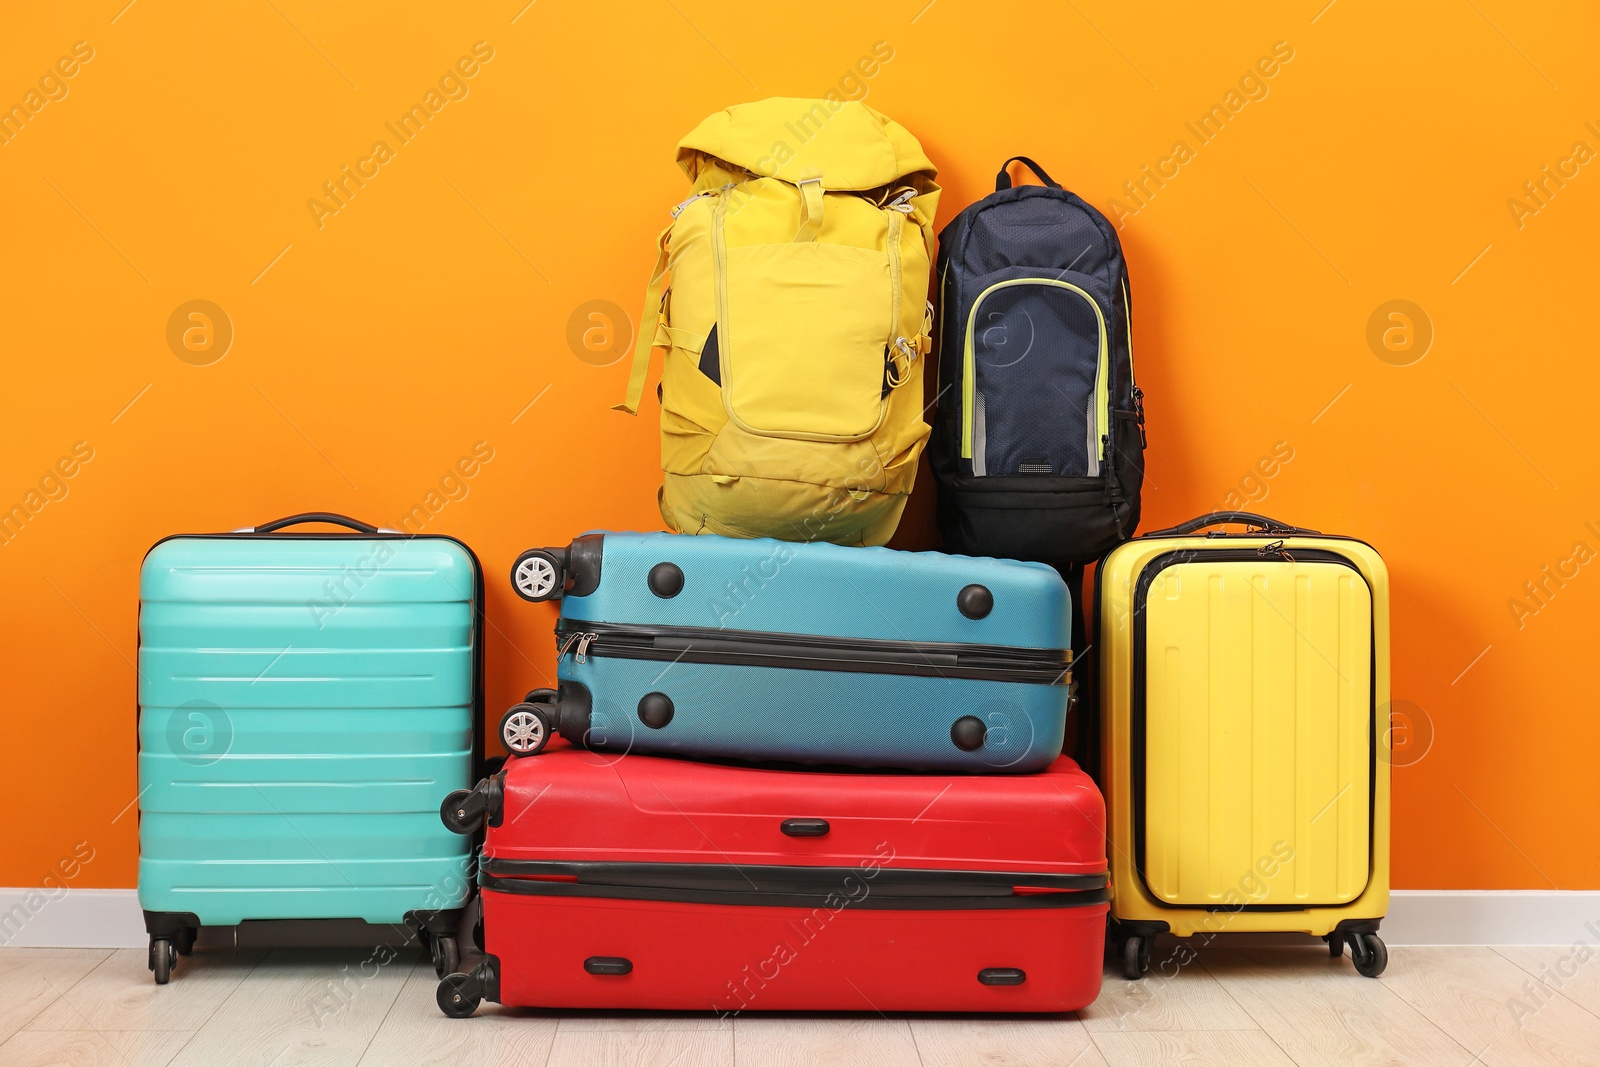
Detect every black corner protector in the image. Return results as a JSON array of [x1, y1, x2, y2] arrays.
[[951, 715, 987, 752], [647, 562, 685, 598], [485, 773, 506, 828], [558, 680, 594, 742], [779, 818, 830, 838], [957, 584, 994, 620], [142, 911, 201, 938], [584, 956, 633, 976], [637, 692, 674, 729], [479, 955, 502, 1003], [978, 967, 1027, 986], [567, 535, 605, 598]]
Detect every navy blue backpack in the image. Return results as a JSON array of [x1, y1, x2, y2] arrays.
[[931, 156, 1146, 569]]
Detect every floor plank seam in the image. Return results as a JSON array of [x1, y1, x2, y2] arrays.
[[162, 945, 274, 1066], [1490, 945, 1600, 1027], [352, 958, 422, 1067]]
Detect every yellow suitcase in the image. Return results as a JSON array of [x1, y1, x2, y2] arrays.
[[1097, 512, 1390, 978]]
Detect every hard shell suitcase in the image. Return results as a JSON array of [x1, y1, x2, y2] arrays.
[[1096, 512, 1390, 978], [137, 513, 483, 983], [436, 744, 1108, 1015], [502, 531, 1072, 772]]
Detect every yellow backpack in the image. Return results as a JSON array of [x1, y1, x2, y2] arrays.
[[617, 98, 941, 546]]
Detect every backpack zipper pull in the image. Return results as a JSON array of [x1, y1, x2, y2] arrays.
[[671, 188, 727, 219], [886, 189, 917, 212]]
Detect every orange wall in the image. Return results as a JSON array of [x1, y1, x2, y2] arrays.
[[3, 2, 1596, 893]]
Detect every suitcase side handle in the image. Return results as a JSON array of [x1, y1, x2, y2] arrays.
[[1142, 511, 1319, 538], [247, 512, 386, 534]]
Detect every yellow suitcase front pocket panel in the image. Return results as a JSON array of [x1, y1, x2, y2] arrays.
[[721, 241, 893, 442], [1141, 559, 1373, 908]]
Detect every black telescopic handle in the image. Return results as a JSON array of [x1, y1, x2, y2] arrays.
[[995, 156, 1061, 191], [251, 512, 379, 534], [1143, 511, 1320, 538]]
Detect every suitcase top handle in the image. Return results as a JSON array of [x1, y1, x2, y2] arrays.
[[1143, 511, 1320, 538], [995, 155, 1061, 191], [246, 512, 387, 535]]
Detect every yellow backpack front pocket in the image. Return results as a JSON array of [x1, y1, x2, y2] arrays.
[[720, 239, 895, 442]]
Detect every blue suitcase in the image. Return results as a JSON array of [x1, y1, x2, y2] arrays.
[[498, 532, 1071, 773], [137, 513, 483, 984]]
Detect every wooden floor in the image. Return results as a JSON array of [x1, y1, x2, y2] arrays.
[[4, 941, 1599, 1066]]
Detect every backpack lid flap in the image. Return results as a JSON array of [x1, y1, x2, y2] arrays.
[[677, 97, 935, 191]]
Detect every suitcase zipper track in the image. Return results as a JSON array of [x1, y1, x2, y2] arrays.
[[479, 859, 1109, 911], [555, 621, 1070, 684]]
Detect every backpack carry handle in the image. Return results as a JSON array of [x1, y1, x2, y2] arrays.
[[1143, 512, 1320, 538], [248, 512, 382, 534], [995, 156, 1061, 191]]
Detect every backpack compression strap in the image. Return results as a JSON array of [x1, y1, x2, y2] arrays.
[[615, 223, 673, 415]]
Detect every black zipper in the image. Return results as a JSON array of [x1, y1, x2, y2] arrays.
[[479, 858, 1108, 911], [555, 620, 1070, 685]]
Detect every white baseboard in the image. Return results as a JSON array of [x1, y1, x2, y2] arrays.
[[3, 888, 1598, 950], [0, 889, 146, 949], [1386, 890, 1600, 947]]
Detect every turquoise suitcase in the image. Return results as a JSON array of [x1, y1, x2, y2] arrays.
[[137, 513, 483, 983], [495, 532, 1072, 773]]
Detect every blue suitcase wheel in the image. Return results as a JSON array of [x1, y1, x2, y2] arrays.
[[500, 702, 553, 757], [511, 549, 565, 602]]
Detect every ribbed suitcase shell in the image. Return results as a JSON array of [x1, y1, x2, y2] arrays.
[[476, 744, 1108, 1012], [544, 532, 1072, 772], [1098, 525, 1390, 937], [138, 532, 480, 926]]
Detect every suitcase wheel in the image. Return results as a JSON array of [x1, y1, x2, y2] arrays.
[[1324, 933, 1344, 957], [1120, 933, 1151, 981], [148, 937, 175, 985], [437, 971, 483, 1018], [1349, 932, 1388, 978], [500, 701, 553, 758], [511, 549, 565, 602], [440, 788, 485, 834], [431, 936, 460, 979]]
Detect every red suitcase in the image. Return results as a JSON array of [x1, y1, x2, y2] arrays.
[[436, 744, 1108, 1016]]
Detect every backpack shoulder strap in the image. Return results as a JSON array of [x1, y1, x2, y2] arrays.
[[615, 223, 674, 415]]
